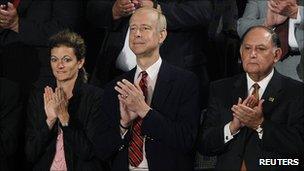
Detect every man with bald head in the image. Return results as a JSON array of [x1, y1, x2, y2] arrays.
[[93, 7, 201, 171], [198, 26, 304, 171]]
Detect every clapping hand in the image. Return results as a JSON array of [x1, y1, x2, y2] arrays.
[[43, 86, 70, 129], [231, 96, 264, 130], [54, 87, 69, 126], [115, 79, 151, 118], [112, 0, 138, 20], [44, 86, 57, 128], [0, 2, 19, 32], [268, 0, 298, 19], [118, 100, 138, 129], [265, 1, 288, 27]]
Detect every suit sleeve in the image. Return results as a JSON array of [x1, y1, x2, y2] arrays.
[[25, 91, 57, 163], [92, 82, 130, 161], [237, 0, 266, 37], [0, 0, 83, 46], [141, 73, 201, 154], [0, 79, 22, 158], [86, 0, 128, 30], [160, 0, 212, 31], [197, 82, 231, 156], [86, 0, 115, 29], [61, 89, 105, 160]]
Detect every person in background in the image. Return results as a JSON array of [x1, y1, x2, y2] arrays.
[[0, 77, 21, 171], [0, 0, 84, 99]]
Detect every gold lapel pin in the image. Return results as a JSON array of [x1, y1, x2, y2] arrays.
[[268, 97, 275, 102]]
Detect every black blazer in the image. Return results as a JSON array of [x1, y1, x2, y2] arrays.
[[0, 0, 83, 99], [0, 78, 22, 171], [93, 61, 201, 171], [198, 71, 304, 171], [25, 77, 107, 171], [87, 0, 212, 105]]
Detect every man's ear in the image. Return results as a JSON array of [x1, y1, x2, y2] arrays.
[[273, 48, 282, 63], [159, 29, 167, 44], [239, 45, 243, 56]]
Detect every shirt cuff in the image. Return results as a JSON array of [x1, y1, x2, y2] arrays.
[[257, 131, 263, 139], [224, 122, 240, 143]]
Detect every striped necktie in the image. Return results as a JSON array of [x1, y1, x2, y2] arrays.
[[128, 71, 148, 167]]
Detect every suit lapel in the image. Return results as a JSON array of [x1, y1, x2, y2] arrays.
[[113, 68, 136, 117], [232, 74, 253, 149], [232, 74, 247, 104], [151, 62, 173, 109], [17, 0, 32, 14], [124, 67, 136, 83], [261, 71, 283, 118]]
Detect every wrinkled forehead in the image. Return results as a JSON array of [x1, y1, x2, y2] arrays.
[[130, 8, 158, 25], [243, 28, 273, 46]]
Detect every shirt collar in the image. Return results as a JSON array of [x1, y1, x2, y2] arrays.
[[135, 57, 162, 81], [246, 69, 274, 94]]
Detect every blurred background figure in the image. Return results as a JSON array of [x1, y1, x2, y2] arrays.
[[0, 77, 21, 171], [25, 30, 107, 171], [0, 0, 84, 100], [207, 0, 244, 81]]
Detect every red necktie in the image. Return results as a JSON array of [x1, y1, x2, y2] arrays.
[[12, 0, 20, 8], [128, 71, 148, 167], [275, 19, 289, 60]]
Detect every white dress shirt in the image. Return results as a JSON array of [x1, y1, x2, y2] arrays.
[[224, 69, 274, 143], [121, 57, 162, 171], [116, 27, 137, 71], [288, 6, 303, 48]]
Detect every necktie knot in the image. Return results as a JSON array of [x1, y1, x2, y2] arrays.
[[139, 71, 148, 99], [140, 71, 148, 80], [251, 83, 260, 102], [252, 83, 260, 90]]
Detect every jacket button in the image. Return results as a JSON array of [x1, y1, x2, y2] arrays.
[[119, 145, 125, 151]]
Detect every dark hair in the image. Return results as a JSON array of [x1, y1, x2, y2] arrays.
[[49, 30, 88, 82], [240, 25, 281, 48]]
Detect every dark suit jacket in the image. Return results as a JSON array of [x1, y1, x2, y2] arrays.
[[87, 0, 212, 107], [0, 0, 83, 99], [0, 78, 22, 171], [198, 71, 304, 171], [25, 77, 107, 171], [93, 61, 201, 171]]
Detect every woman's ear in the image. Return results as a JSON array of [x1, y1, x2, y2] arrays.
[[78, 58, 85, 69]]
